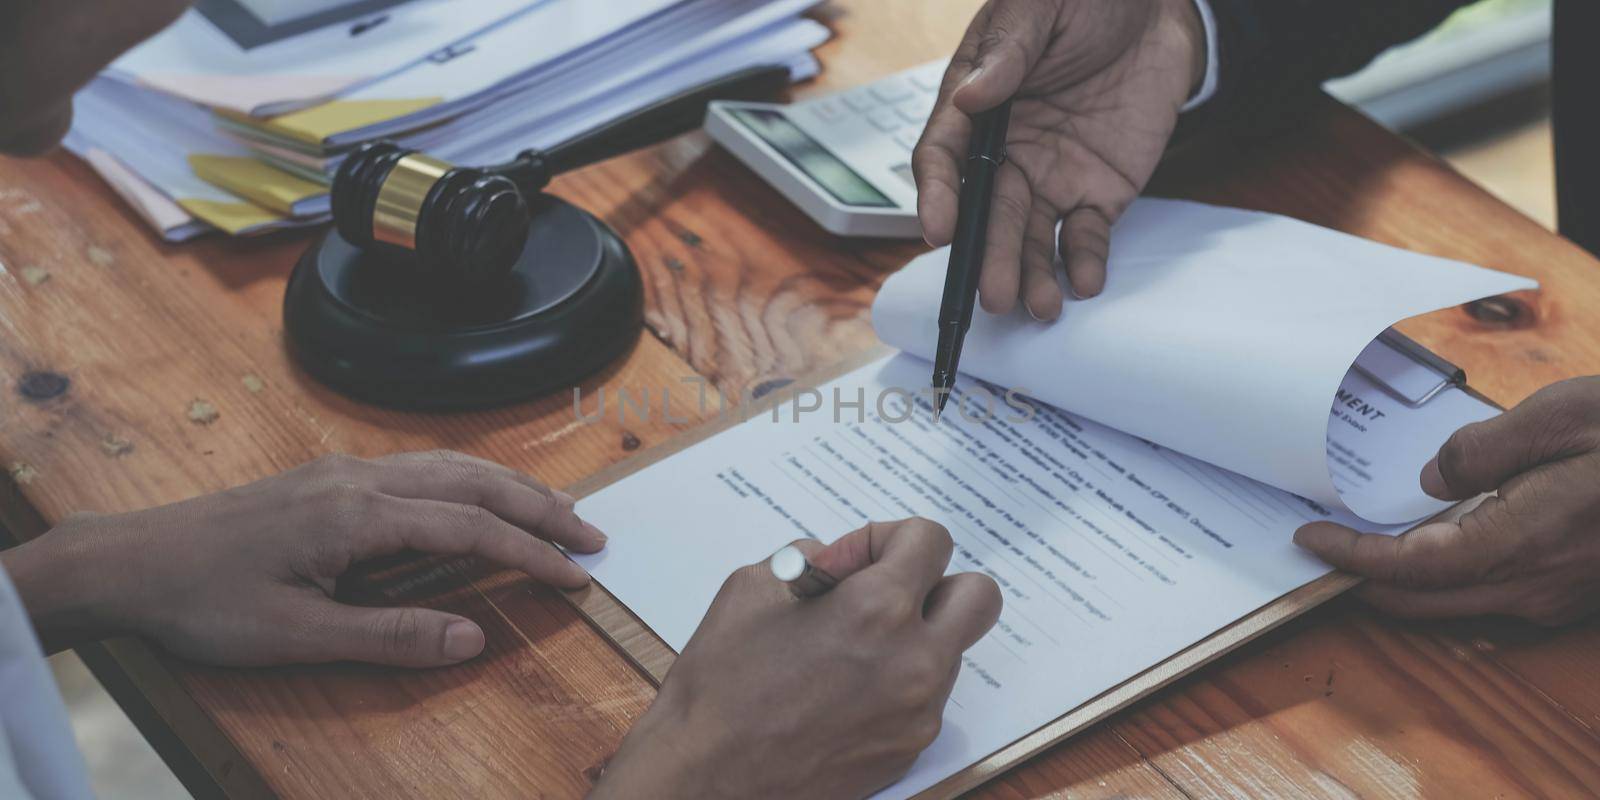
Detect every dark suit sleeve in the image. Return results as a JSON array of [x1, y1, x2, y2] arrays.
[[1196, 0, 1475, 131]]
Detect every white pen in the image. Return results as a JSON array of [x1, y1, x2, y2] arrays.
[[769, 544, 840, 599]]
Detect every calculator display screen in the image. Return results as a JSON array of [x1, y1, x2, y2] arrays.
[[729, 108, 896, 208]]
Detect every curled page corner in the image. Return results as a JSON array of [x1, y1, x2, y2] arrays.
[[1322, 338, 1501, 525], [872, 198, 1538, 525]]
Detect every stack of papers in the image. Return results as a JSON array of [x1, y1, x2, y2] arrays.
[[65, 0, 830, 241]]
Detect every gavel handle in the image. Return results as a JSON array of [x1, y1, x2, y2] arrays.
[[489, 63, 794, 194]]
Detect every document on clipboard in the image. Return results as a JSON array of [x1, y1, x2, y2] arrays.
[[569, 199, 1539, 799]]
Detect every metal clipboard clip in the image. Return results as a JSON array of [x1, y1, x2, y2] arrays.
[[1352, 329, 1466, 409]]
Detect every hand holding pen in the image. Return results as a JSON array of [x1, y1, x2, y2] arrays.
[[913, 0, 1210, 319], [595, 519, 1002, 798], [770, 542, 842, 598]]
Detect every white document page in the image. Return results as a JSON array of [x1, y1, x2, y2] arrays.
[[310, 0, 693, 144], [111, 0, 542, 114], [320, 0, 810, 147], [64, 78, 291, 240], [577, 354, 1445, 800], [426, 19, 829, 164], [873, 199, 1537, 523], [1324, 359, 1498, 523]]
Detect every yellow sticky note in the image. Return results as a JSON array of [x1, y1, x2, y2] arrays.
[[217, 98, 444, 148], [176, 198, 283, 235], [189, 155, 325, 215]]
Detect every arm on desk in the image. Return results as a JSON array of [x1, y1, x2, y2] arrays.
[[0, 0, 194, 155], [1, 450, 606, 668]]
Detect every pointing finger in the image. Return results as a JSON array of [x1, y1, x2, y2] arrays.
[[914, 101, 972, 247], [978, 161, 1032, 315], [1019, 205, 1063, 321], [1059, 206, 1113, 299]]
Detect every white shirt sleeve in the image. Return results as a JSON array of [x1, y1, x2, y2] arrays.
[[1181, 0, 1221, 111], [0, 564, 95, 800]]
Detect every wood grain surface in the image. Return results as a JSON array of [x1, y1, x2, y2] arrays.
[[1, 1, 1598, 798]]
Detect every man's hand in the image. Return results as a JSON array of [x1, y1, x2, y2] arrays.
[[1296, 378, 1600, 626], [2, 451, 606, 667], [914, 0, 1207, 317], [0, 0, 192, 155], [593, 519, 1002, 799]]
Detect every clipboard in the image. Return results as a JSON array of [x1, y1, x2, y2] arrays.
[[1356, 328, 1468, 408], [562, 333, 1488, 799]]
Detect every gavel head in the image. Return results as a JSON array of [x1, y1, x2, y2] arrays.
[[331, 142, 531, 285]]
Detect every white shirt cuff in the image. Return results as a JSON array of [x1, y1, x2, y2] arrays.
[[1181, 0, 1220, 112]]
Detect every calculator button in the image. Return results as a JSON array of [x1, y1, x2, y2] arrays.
[[841, 90, 877, 113], [893, 130, 921, 151], [810, 98, 849, 122], [910, 69, 943, 93], [870, 80, 914, 105], [867, 110, 903, 132], [890, 163, 917, 189], [895, 100, 931, 126]]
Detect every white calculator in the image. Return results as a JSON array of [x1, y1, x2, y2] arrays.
[[705, 60, 946, 238]]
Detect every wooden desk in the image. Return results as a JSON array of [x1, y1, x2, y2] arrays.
[[3, 1, 1599, 797]]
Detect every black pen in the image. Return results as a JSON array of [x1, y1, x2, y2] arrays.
[[932, 100, 1013, 419]]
